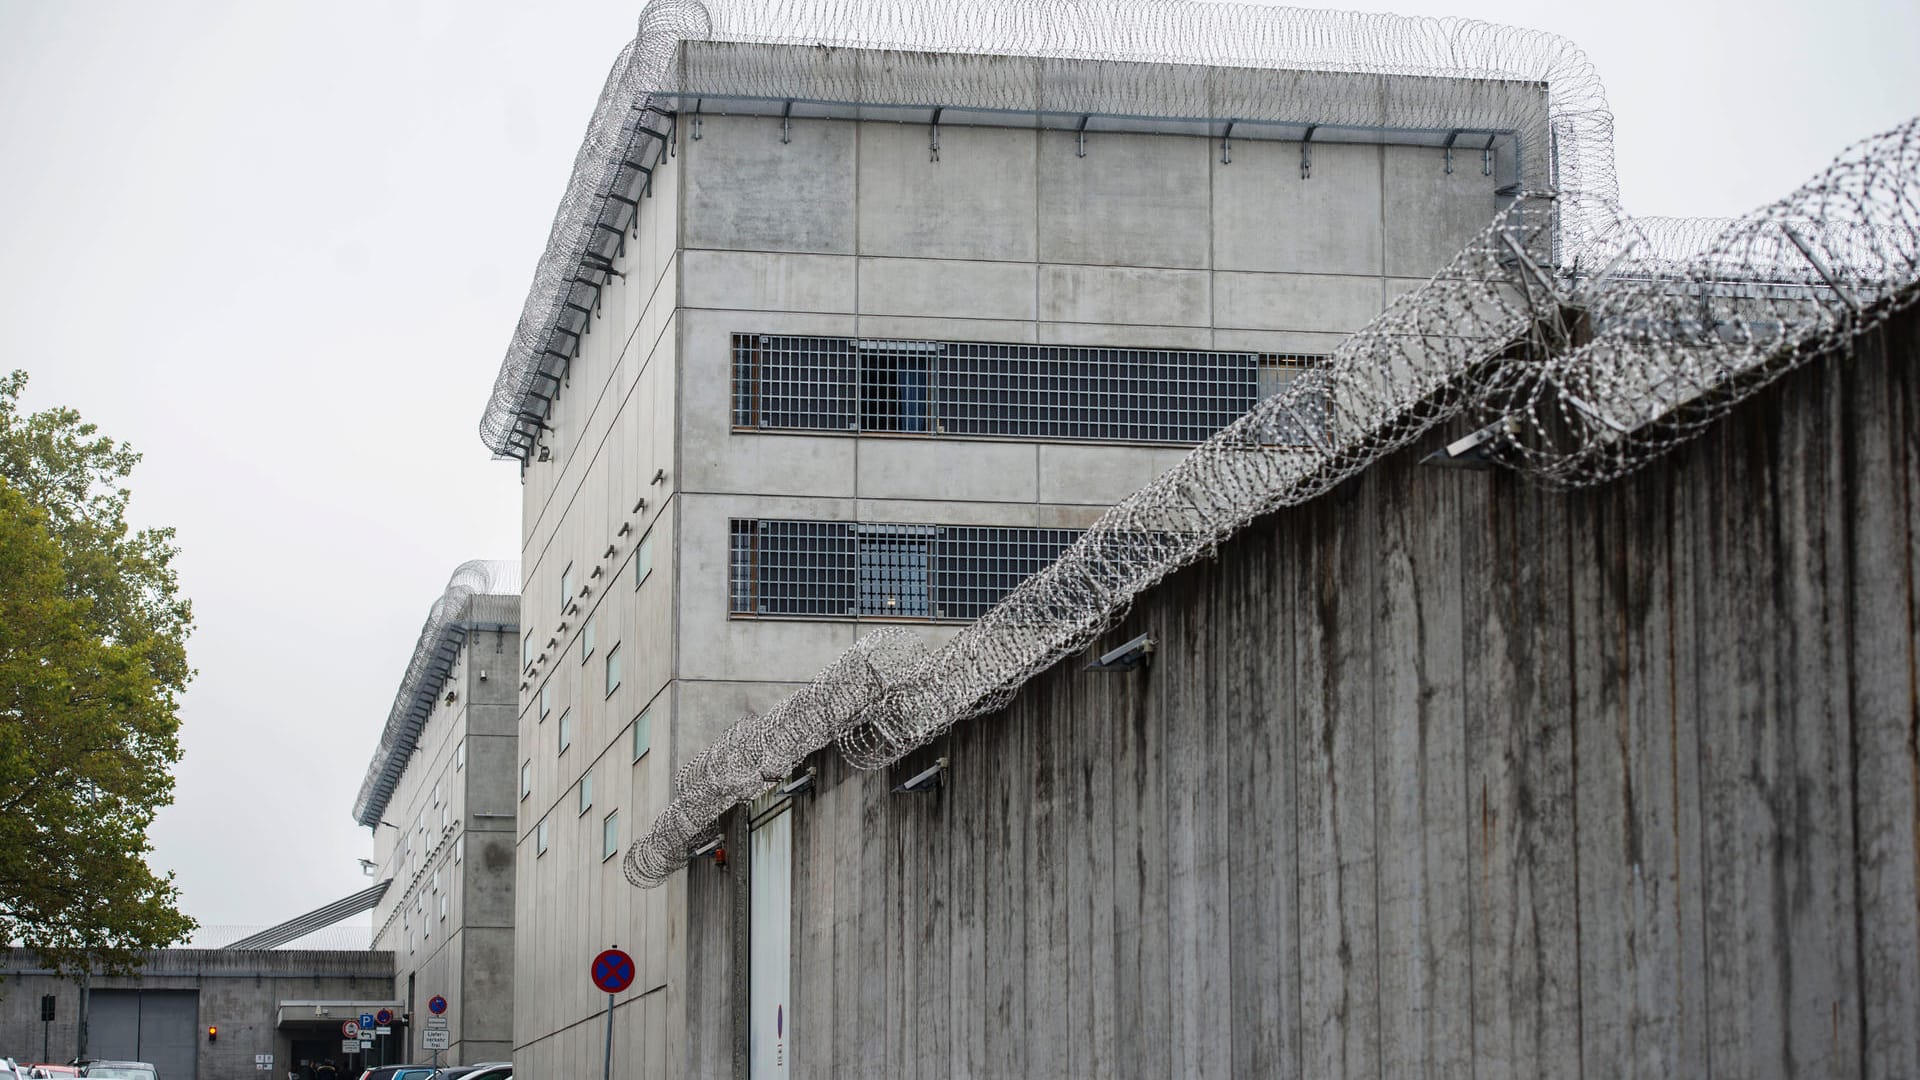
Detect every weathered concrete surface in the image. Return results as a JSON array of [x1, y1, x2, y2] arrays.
[[690, 304, 1920, 1078]]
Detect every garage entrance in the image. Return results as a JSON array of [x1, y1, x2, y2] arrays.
[[88, 990, 199, 1080]]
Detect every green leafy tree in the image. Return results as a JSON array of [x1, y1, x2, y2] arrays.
[[0, 370, 195, 973]]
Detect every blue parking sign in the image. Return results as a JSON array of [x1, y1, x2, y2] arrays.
[[358, 1013, 375, 1029]]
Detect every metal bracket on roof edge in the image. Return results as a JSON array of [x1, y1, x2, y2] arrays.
[[929, 107, 942, 162], [780, 100, 793, 145], [1444, 130, 1461, 175], [1220, 120, 1234, 165], [1301, 125, 1317, 179], [1076, 115, 1091, 158]]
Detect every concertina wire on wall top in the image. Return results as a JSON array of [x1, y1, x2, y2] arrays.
[[625, 113, 1920, 886]]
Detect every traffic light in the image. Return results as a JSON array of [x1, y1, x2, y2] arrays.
[[207, 1026, 218, 1042]]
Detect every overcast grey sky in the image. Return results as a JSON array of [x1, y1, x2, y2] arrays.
[[2, 0, 1914, 932]]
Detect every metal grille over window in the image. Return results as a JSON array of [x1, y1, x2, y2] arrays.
[[732, 334, 1326, 445], [730, 519, 1081, 621]]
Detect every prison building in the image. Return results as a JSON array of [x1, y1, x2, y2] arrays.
[[477, 1, 1576, 1074], [353, 561, 520, 1065]]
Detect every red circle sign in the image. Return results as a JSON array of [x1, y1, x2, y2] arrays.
[[427, 995, 447, 1015], [591, 948, 636, 993]]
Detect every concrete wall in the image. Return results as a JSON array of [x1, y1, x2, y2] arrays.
[[366, 608, 519, 1065], [0, 951, 392, 1080], [685, 304, 1920, 1078]]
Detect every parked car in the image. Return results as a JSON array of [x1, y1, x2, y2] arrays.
[[434, 1064, 509, 1080], [355, 1065, 437, 1080], [79, 1062, 157, 1080], [27, 1065, 82, 1078]]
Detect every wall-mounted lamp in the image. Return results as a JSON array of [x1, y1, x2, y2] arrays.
[[1086, 633, 1154, 672], [689, 835, 727, 868], [1420, 420, 1512, 470], [775, 768, 816, 798], [894, 757, 948, 795], [651, 468, 666, 485], [357, 858, 377, 877]]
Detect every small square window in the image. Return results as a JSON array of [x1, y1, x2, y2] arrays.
[[455, 835, 465, 864], [582, 614, 596, 662], [605, 642, 622, 698], [602, 811, 620, 862], [631, 708, 652, 762], [540, 681, 552, 719], [536, 814, 551, 855], [455, 739, 466, 770], [634, 533, 654, 588], [519, 761, 531, 800], [579, 770, 594, 816], [560, 563, 575, 613], [558, 709, 573, 754]]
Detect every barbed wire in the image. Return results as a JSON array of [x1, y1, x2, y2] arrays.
[[626, 114, 1920, 887], [478, 0, 1616, 458], [352, 559, 521, 828]]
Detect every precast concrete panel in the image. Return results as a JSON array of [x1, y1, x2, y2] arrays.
[[1036, 130, 1211, 269], [855, 123, 1037, 263], [1212, 139, 1384, 276], [683, 115, 857, 254]]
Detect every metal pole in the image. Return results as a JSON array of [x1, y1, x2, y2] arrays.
[[601, 993, 614, 1080], [77, 971, 90, 1062]]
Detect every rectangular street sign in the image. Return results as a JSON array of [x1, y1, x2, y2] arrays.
[[340, 1041, 357, 1054], [375, 1027, 391, 1036], [254, 1056, 273, 1071], [359, 1038, 373, 1047], [424, 1017, 449, 1031], [421, 1030, 450, 1052]]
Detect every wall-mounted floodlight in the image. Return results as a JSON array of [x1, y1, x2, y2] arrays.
[[1086, 633, 1154, 672], [357, 858, 377, 876], [894, 757, 948, 795], [775, 768, 816, 798], [1421, 421, 1511, 470], [689, 835, 727, 868]]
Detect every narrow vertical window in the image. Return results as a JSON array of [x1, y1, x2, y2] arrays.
[[523, 629, 534, 668], [579, 768, 594, 815], [634, 532, 654, 587], [558, 708, 573, 754], [605, 643, 623, 697], [582, 614, 596, 661], [536, 815, 551, 855], [560, 563, 575, 611], [455, 739, 466, 770], [632, 708, 652, 761], [602, 811, 620, 861], [519, 761, 531, 800]]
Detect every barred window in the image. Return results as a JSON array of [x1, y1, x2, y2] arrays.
[[729, 519, 1080, 622], [732, 334, 1325, 445]]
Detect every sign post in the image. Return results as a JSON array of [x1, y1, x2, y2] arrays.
[[590, 947, 635, 1080], [426, 996, 448, 1066], [41, 994, 54, 1062]]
